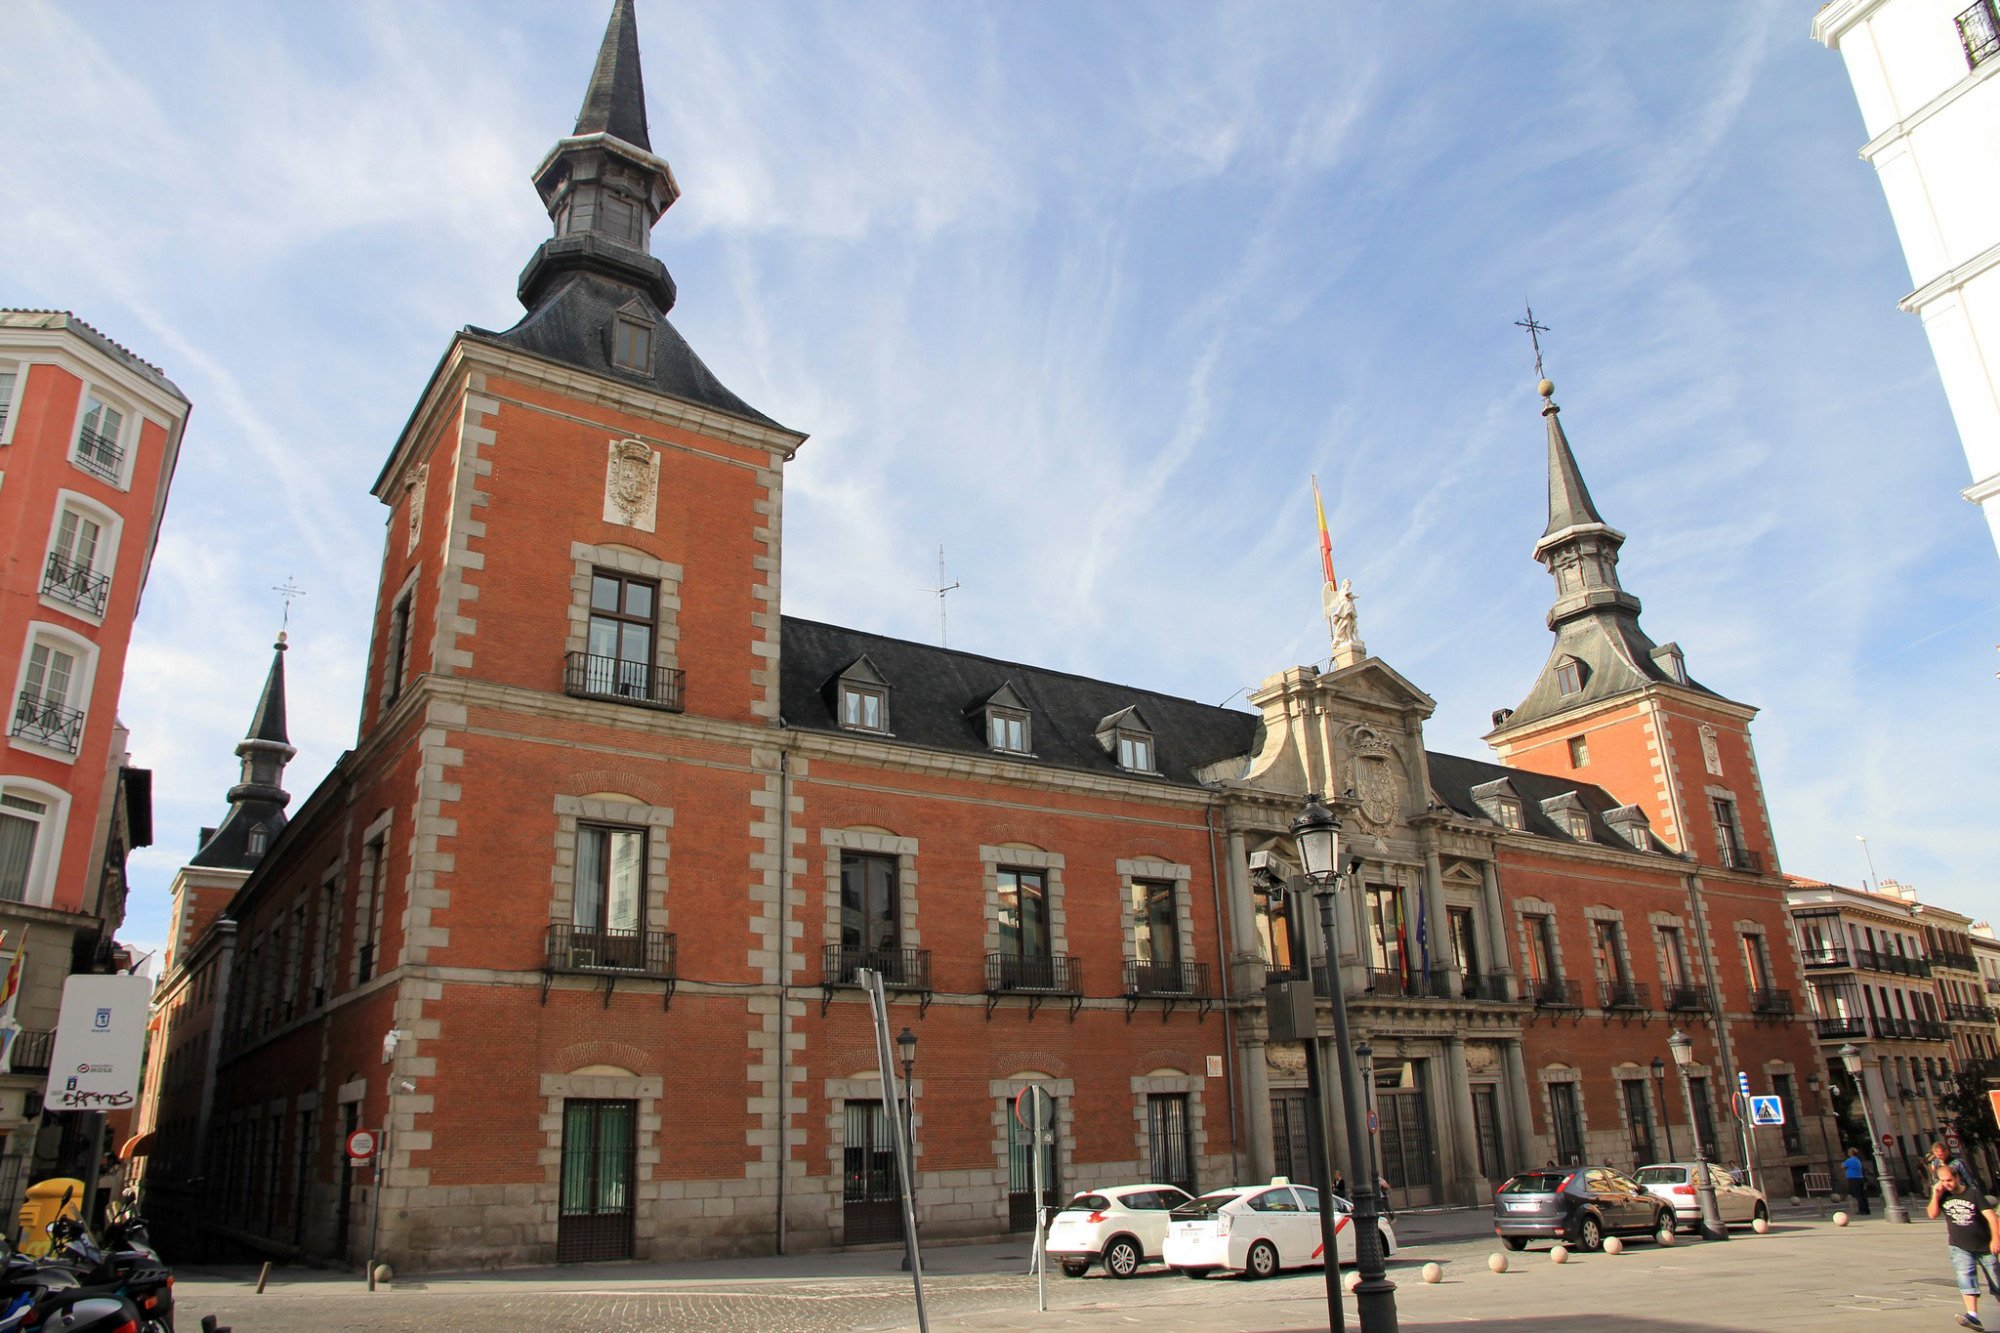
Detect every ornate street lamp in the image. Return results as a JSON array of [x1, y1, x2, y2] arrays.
[[1652, 1057, 1675, 1161], [1292, 794, 1398, 1333], [1668, 1030, 1728, 1242], [1838, 1043, 1909, 1223], [898, 1026, 919, 1273]]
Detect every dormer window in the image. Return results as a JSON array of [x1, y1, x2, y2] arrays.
[[1554, 657, 1586, 696], [830, 655, 891, 734], [1651, 643, 1688, 684], [1117, 732, 1154, 772], [1095, 705, 1157, 774], [247, 826, 267, 856], [602, 192, 642, 245], [1540, 792, 1592, 842], [1566, 813, 1590, 840], [1495, 800, 1523, 830], [613, 313, 653, 372], [1471, 777, 1524, 830], [989, 708, 1029, 754]]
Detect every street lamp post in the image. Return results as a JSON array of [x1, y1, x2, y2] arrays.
[[1667, 1031, 1728, 1242], [1356, 1040, 1383, 1204], [1838, 1043, 1909, 1224], [1652, 1058, 1675, 1161], [1295, 795, 1399, 1333], [897, 1026, 918, 1273]]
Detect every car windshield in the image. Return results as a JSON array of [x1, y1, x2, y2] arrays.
[[1634, 1167, 1686, 1185], [1499, 1173, 1569, 1194], [1172, 1192, 1242, 1218], [1059, 1195, 1111, 1213]]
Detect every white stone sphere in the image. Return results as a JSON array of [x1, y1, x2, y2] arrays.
[[1343, 1268, 1363, 1293], [1752, 1217, 1770, 1235], [1656, 1228, 1675, 1246], [1487, 1252, 1509, 1274], [1550, 1244, 1569, 1264], [373, 1264, 393, 1284], [1602, 1236, 1624, 1255], [1422, 1262, 1443, 1284], [1833, 1211, 1850, 1227]]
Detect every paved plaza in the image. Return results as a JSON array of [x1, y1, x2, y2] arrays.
[[171, 1204, 1983, 1332]]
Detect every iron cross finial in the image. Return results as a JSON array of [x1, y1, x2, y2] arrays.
[[1514, 304, 1550, 380], [273, 577, 306, 631]]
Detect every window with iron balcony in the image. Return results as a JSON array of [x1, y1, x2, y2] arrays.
[[1961, 1, 2000, 69]]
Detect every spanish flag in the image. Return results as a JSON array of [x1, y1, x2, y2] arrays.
[[0, 935, 26, 1015], [1312, 475, 1336, 586]]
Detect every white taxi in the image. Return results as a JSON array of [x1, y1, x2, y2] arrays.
[[1162, 1180, 1397, 1280], [1044, 1183, 1195, 1277]]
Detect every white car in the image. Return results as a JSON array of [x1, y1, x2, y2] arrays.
[[1162, 1180, 1398, 1280], [1044, 1183, 1195, 1277], [1633, 1162, 1769, 1231]]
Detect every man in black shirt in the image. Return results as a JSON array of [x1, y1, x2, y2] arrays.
[[1928, 1163, 2000, 1329]]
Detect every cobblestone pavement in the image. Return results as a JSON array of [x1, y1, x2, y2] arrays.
[[174, 1206, 1972, 1332]]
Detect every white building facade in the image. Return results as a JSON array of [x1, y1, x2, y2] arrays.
[[1814, 0, 2000, 557]]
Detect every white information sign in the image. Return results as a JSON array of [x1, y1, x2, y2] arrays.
[[43, 974, 151, 1113]]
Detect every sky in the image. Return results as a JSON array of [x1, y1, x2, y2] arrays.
[[1, 0, 1994, 961]]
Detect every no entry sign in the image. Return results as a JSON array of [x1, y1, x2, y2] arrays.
[[346, 1129, 378, 1163]]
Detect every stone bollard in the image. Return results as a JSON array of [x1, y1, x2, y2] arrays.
[[372, 1264, 393, 1285], [1656, 1228, 1676, 1246], [1422, 1262, 1443, 1284], [1488, 1252, 1509, 1274], [1752, 1217, 1770, 1234], [1550, 1244, 1569, 1264], [1833, 1211, 1850, 1227], [1343, 1268, 1363, 1293], [1602, 1236, 1624, 1255]]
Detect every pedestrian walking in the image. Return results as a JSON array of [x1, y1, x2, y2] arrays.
[[1934, 1142, 1977, 1188], [1927, 1163, 2000, 1329], [1845, 1147, 1872, 1216]]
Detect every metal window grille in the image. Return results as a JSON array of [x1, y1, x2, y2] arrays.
[[1147, 1093, 1194, 1195], [1961, 2, 2000, 68]]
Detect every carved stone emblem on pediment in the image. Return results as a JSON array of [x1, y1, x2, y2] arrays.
[[604, 438, 660, 533], [1349, 753, 1400, 829], [404, 463, 428, 555]]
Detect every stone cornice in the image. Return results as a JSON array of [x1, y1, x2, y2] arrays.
[[1809, 0, 1886, 48], [1900, 237, 2000, 314]]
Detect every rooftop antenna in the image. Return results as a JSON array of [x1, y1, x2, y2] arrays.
[[1855, 834, 1879, 892], [1514, 303, 1551, 382], [923, 547, 960, 647], [273, 576, 306, 632]]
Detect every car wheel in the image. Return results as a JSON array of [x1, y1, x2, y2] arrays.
[[1654, 1209, 1673, 1240], [1244, 1239, 1279, 1280], [1576, 1213, 1603, 1253], [1377, 1226, 1393, 1259], [1059, 1259, 1089, 1278], [1753, 1202, 1768, 1225], [1104, 1236, 1142, 1279], [1503, 1237, 1528, 1252]]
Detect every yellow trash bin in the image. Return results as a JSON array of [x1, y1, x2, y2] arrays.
[[16, 1178, 83, 1257]]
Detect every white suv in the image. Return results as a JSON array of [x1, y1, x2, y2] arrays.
[[1044, 1183, 1195, 1278], [1163, 1180, 1398, 1279]]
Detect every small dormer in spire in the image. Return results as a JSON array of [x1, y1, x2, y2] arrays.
[[521, 1, 681, 312]]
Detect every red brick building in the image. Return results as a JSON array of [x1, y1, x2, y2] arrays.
[[0, 310, 182, 1205], [136, 3, 1830, 1270]]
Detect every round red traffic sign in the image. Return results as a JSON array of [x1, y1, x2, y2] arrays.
[[346, 1129, 378, 1162], [1947, 1130, 1964, 1152], [1881, 1132, 1894, 1149]]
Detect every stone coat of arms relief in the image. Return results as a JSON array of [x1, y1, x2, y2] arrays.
[[603, 438, 661, 532], [1343, 725, 1401, 830]]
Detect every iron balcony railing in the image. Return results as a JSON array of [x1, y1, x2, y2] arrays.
[[1814, 1015, 1866, 1040], [1600, 980, 1649, 1012], [7, 1029, 54, 1076], [1265, 965, 1336, 999], [73, 427, 123, 483], [1854, 948, 1931, 979], [1960, 1, 2000, 69], [562, 652, 685, 712], [1798, 944, 1850, 969], [1123, 959, 1212, 999], [1460, 972, 1513, 1002], [1986, 977, 2000, 996], [1870, 1015, 1951, 1042], [1664, 984, 1712, 1012], [545, 923, 677, 977], [1360, 972, 1454, 1001], [1718, 844, 1763, 873], [821, 944, 932, 991], [1750, 988, 1794, 1017], [1933, 949, 1979, 973], [1945, 1001, 1995, 1024], [1531, 978, 1585, 1010], [41, 553, 110, 617], [985, 952, 1081, 995], [10, 695, 85, 754]]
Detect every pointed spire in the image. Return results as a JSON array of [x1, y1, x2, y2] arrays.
[[574, 0, 651, 150], [228, 633, 296, 809], [1537, 379, 1608, 541], [245, 631, 290, 747]]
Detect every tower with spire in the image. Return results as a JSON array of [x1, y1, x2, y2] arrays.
[[1486, 376, 1778, 876]]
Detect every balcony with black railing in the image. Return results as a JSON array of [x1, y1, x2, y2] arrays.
[[1750, 988, 1794, 1017], [1531, 978, 1584, 1011], [41, 553, 110, 617], [1799, 944, 1850, 970], [542, 923, 677, 1008], [1663, 984, 1712, 1013], [1933, 949, 1979, 974], [1946, 1001, 1995, 1024], [1265, 965, 1337, 999], [72, 427, 124, 483], [1718, 844, 1764, 873], [10, 694, 85, 754], [1460, 972, 1514, 1002], [1122, 959, 1214, 1019], [562, 652, 685, 712], [1986, 976, 2000, 996], [7, 1029, 54, 1076], [1813, 1015, 1866, 1040], [1600, 980, 1649, 1012], [1961, 1, 2000, 69], [822, 944, 932, 993], [1359, 971, 1456, 1001], [986, 951, 1083, 1019], [1855, 948, 1931, 979]]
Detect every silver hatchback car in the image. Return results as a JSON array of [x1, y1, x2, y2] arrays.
[[1633, 1162, 1768, 1232]]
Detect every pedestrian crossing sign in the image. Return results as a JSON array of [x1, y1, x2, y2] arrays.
[[1748, 1094, 1784, 1127]]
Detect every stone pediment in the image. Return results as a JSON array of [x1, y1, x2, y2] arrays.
[[1324, 657, 1437, 718]]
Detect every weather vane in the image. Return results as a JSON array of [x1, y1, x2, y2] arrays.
[[1514, 304, 1550, 380], [274, 577, 306, 631]]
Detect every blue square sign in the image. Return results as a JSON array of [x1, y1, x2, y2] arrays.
[[1748, 1094, 1784, 1126]]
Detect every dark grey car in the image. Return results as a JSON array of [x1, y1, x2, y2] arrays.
[[1492, 1167, 1672, 1252]]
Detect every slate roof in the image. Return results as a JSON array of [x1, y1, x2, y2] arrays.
[[188, 804, 284, 871], [0, 310, 186, 401], [1504, 619, 1721, 732], [780, 617, 1262, 785], [245, 639, 289, 745], [1538, 393, 1607, 542], [574, 0, 651, 150], [1424, 749, 1678, 859]]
